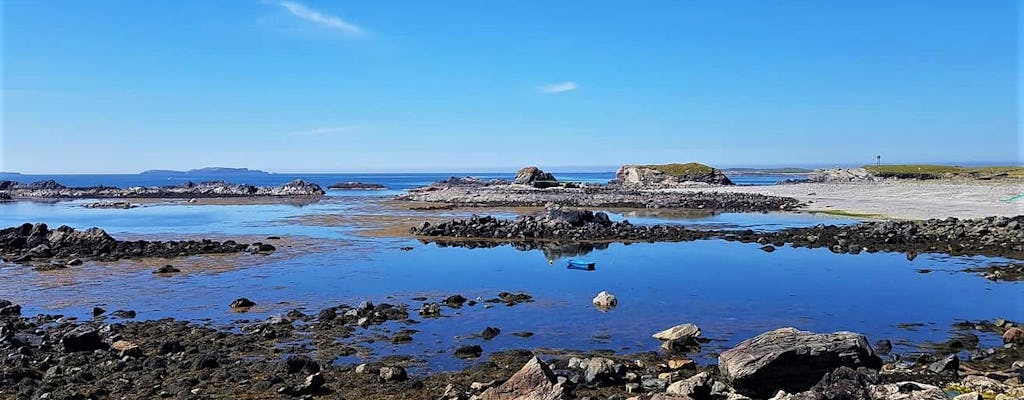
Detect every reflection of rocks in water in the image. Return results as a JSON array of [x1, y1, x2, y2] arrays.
[[420, 240, 606, 260], [526, 242, 606, 260], [616, 209, 714, 220]]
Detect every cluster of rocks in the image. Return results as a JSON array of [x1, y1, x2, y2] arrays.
[[727, 215, 1024, 259], [612, 163, 734, 187], [0, 223, 268, 265], [327, 182, 387, 190], [83, 201, 136, 209], [400, 186, 799, 212], [412, 210, 1024, 260], [2, 295, 1021, 399], [398, 166, 799, 212], [807, 168, 882, 183], [0, 179, 325, 199]]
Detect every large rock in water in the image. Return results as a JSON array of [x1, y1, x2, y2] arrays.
[[514, 167, 556, 185], [481, 356, 568, 400], [270, 179, 326, 196], [614, 163, 733, 186], [718, 327, 882, 398]]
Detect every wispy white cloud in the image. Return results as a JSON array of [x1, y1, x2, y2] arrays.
[[538, 81, 579, 94], [279, 1, 363, 36], [289, 125, 362, 136]]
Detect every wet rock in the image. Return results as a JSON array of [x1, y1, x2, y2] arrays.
[[592, 291, 618, 311], [874, 339, 892, 355], [718, 327, 882, 398], [419, 303, 441, 317], [481, 326, 501, 340], [443, 294, 468, 308], [230, 298, 256, 310], [379, 366, 408, 382], [153, 265, 181, 274], [455, 345, 483, 359], [760, 245, 776, 252], [111, 310, 136, 319], [481, 356, 568, 400], [283, 355, 321, 374], [0, 300, 21, 316], [60, 326, 106, 352], [92, 307, 106, 317], [927, 354, 959, 373], [192, 354, 221, 370], [653, 323, 701, 352], [246, 243, 276, 254]]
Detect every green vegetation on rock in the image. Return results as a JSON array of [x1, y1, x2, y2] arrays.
[[641, 162, 715, 176], [863, 165, 1024, 180]]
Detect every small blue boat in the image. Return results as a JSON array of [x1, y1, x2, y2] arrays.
[[566, 259, 596, 271]]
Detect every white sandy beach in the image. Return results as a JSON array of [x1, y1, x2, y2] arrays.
[[682, 181, 1024, 220]]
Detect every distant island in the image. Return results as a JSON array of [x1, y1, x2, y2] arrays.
[[139, 167, 271, 176], [0, 172, 23, 175]]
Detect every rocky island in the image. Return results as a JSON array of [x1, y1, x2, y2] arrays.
[[0, 179, 325, 199], [0, 223, 273, 266], [397, 164, 800, 212]]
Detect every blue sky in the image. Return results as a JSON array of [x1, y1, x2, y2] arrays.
[[2, 1, 1019, 173]]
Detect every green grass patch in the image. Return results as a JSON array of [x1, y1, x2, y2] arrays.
[[813, 209, 886, 219], [641, 162, 715, 176], [863, 164, 1024, 179]]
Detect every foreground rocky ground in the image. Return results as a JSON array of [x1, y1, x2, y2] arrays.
[[411, 207, 1024, 260], [1, 295, 1022, 400], [0, 179, 325, 199], [0, 223, 274, 268]]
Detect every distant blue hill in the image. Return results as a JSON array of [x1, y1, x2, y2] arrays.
[[140, 167, 271, 176]]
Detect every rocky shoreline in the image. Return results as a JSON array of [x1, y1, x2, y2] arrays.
[[0, 223, 273, 267], [398, 186, 800, 213], [1, 296, 1020, 400], [410, 208, 1024, 260], [0, 179, 325, 199]]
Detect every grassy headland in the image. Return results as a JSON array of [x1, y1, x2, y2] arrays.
[[863, 165, 1024, 180]]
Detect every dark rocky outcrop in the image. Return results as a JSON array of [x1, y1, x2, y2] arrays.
[[0, 223, 252, 264], [513, 166, 557, 186], [718, 327, 882, 398], [412, 213, 1024, 260], [1, 179, 324, 199]]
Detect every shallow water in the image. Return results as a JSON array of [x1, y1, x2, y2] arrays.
[[0, 173, 1019, 372]]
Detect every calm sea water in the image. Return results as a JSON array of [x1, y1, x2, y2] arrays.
[[0, 172, 1018, 371]]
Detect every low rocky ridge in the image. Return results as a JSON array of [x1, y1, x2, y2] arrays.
[[411, 210, 1024, 259], [400, 186, 798, 212], [613, 163, 734, 186], [0, 179, 325, 199], [807, 168, 882, 183], [0, 223, 270, 265], [1, 298, 1021, 399]]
